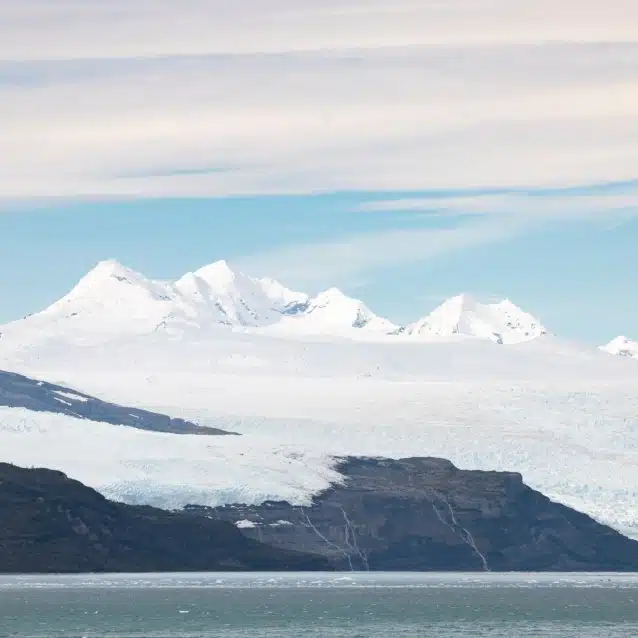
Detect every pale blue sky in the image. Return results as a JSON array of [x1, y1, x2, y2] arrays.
[[1, 187, 636, 344]]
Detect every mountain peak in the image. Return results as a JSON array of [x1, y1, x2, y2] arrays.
[[406, 294, 546, 344], [292, 287, 397, 333], [441, 293, 478, 310], [31, 259, 175, 336], [314, 287, 350, 303], [192, 260, 237, 287], [83, 259, 139, 282], [601, 336, 638, 358], [66, 260, 154, 300]]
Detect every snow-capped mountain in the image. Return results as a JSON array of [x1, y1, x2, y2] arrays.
[[41, 259, 176, 325], [601, 336, 638, 359], [0, 259, 556, 345], [173, 260, 308, 329], [273, 287, 398, 335], [3, 258, 638, 542], [0, 259, 398, 342], [404, 294, 547, 345]]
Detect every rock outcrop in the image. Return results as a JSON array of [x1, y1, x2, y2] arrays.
[[0, 370, 237, 435], [5, 457, 638, 573], [190, 456, 638, 571], [0, 463, 327, 573]]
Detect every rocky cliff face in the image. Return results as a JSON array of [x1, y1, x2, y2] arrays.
[[5, 457, 638, 574], [189, 457, 638, 571], [0, 463, 327, 573]]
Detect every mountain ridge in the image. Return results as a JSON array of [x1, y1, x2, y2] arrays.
[[0, 258, 633, 355], [1, 258, 554, 345]]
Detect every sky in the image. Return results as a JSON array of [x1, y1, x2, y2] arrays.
[[1, 0, 637, 343]]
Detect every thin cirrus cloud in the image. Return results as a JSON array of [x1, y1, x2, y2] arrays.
[[0, 0, 637, 203], [241, 184, 638, 288], [3, 1, 637, 60], [237, 214, 533, 288], [355, 189, 638, 220]]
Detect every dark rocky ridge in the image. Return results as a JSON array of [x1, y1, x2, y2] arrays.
[[0, 369, 237, 435], [188, 456, 638, 571], [0, 463, 328, 573]]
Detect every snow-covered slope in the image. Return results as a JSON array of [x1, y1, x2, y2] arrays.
[[3, 257, 638, 539], [270, 287, 398, 336], [601, 336, 638, 359], [1, 332, 638, 537], [405, 294, 547, 344], [0, 259, 558, 345], [1, 305, 638, 536], [4, 257, 310, 340], [172, 260, 308, 330], [0, 407, 340, 508], [1, 259, 195, 345], [0, 259, 403, 342], [36, 259, 179, 337]]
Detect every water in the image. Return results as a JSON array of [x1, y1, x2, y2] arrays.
[[2, 572, 638, 637]]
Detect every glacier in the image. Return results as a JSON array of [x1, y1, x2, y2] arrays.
[[1, 259, 638, 539]]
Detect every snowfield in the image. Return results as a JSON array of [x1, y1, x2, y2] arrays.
[[0, 406, 341, 509], [1, 259, 638, 539], [2, 331, 638, 539]]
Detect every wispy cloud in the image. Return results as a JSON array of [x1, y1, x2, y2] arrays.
[[237, 214, 532, 289], [240, 182, 638, 287], [1, 1, 637, 201], [355, 188, 638, 220], [3, 1, 637, 61]]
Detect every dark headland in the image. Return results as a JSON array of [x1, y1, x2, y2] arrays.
[[3, 458, 638, 573], [198, 456, 638, 572]]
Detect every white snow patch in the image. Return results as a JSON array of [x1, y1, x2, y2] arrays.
[[54, 390, 89, 403], [235, 520, 257, 529]]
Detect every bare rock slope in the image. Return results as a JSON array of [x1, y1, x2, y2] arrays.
[[0, 369, 237, 435], [0, 463, 327, 573], [197, 457, 638, 571]]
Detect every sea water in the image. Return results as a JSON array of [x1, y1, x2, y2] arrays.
[[1, 572, 638, 637]]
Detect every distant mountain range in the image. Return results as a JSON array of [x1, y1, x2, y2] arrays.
[[4, 258, 631, 353]]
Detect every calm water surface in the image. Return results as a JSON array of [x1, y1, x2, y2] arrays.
[[1, 572, 638, 637]]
